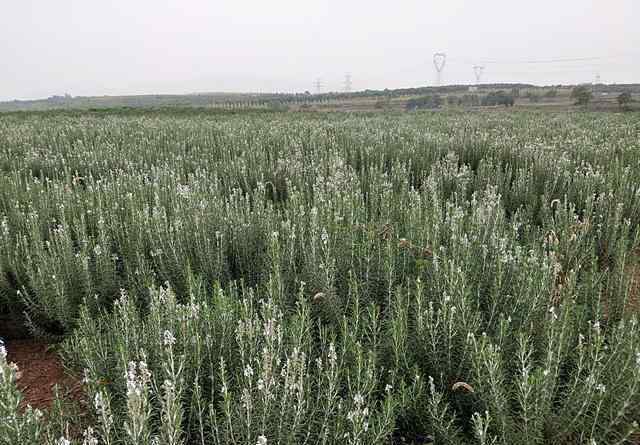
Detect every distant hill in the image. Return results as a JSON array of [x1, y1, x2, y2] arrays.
[[1, 83, 639, 112]]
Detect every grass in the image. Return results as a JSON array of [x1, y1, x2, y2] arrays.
[[1, 109, 640, 444]]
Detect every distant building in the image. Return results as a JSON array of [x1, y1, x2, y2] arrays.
[[468, 86, 478, 92]]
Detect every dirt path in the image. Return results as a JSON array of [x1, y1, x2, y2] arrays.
[[5, 339, 82, 410]]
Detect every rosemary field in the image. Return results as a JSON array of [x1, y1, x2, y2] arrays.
[[1, 110, 640, 444]]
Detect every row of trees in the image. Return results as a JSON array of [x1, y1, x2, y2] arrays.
[[618, 91, 633, 110], [405, 95, 444, 110], [571, 86, 634, 110], [404, 88, 634, 111], [406, 91, 516, 110], [481, 91, 515, 107]]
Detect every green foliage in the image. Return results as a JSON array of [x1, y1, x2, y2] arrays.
[[0, 339, 45, 444], [618, 92, 633, 111], [481, 91, 515, 107], [0, 110, 640, 443], [457, 94, 481, 106], [526, 92, 541, 103], [571, 86, 594, 106], [405, 95, 443, 110]]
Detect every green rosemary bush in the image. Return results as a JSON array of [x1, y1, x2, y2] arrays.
[[0, 340, 45, 444], [1, 109, 639, 443]]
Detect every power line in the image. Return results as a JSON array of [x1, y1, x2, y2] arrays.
[[480, 56, 606, 64], [449, 54, 636, 66]]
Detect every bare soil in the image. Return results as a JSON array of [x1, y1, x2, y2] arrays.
[[5, 339, 83, 410]]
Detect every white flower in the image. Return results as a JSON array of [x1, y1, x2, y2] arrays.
[[188, 302, 200, 319], [596, 383, 606, 394], [256, 435, 268, 445], [385, 384, 393, 393], [163, 330, 176, 347], [57, 437, 71, 445], [126, 361, 137, 382], [0, 341, 6, 360], [125, 360, 152, 397], [82, 368, 91, 384], [328, 343, 337, 367], [346, 410, 356, 422], [244, 364, 254, 378], [321, 228, 329, 245], [177, 184, 190, 196], [94, 392, 106, 414], [138, 361, 151, 382], [163, 379, 175, 392], [82, 427, 98, 445], [428, 375, 435, 393]]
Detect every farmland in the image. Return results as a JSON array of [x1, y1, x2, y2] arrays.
[[1, 109, 640, 444]]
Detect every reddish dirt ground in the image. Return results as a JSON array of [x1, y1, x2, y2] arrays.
[[5, 339, 83, 410]]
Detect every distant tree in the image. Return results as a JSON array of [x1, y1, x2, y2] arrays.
[[481, 91, 514, 107], [571, 86, 593, 106], [405, 95, 443, 110], [374, 98, 391, 110], [526, 92, 541, 103], [511, 88, 520, 98], [447, 96, 457, 106], [617, 92, 632, 111], [457, 94, 480, 107], [544, 89, 558, 98]]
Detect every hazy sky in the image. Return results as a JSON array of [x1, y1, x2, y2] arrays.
[[1, 0, 638, 100]]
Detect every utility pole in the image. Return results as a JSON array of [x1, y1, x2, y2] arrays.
[[433, 53, 446, 86], [314, 78, 323, 95], [592, 73, 601, 95], [344, 73, 352, 93], [473, 66, 485, 85]]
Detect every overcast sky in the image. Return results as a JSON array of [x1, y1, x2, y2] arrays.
[[1, 0, 638, 100]]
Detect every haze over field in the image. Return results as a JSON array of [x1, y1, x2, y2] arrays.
[[1, 0, 639, 100]]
